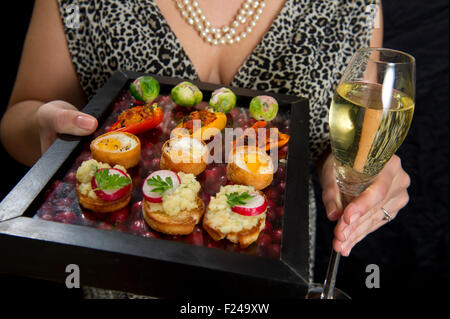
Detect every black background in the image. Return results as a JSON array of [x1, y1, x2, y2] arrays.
[[0, 0, 448, 300]]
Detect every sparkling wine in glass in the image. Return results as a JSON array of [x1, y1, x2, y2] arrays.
[[309, 47, 415, 299]]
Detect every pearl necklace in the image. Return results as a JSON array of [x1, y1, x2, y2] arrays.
[[175, 0, 266, 45]]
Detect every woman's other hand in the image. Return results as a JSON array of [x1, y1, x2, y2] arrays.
[[36, 100, 97, 153], [319, 151, 411, 256], [0, 0, 88, 166]]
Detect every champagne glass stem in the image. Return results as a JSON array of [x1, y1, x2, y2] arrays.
[[321, 250, 341, 299], [320, 191, 357, 299]]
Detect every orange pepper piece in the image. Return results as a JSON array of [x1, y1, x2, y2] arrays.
[[233, 120, 290, 151], [173, 110, 227, 140]]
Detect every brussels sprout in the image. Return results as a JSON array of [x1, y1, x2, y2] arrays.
[[129, 76, 160, 103], [209, 87, 237, 113], [249, 95, 279, 121], [171, 81, 203, 107]]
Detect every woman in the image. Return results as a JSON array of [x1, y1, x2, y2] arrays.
[[0, 0, 410, 293]]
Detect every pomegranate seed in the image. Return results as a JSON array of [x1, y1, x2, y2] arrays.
[[277, 181, 286, 193], [248, 118, 257, 126], [275, 164, 286, 180], [263, 220, 272, 233], [272, 228, 283, 244], [64, 171, 77, 184], [142, 231, 160, 239], [107, 207, 129, 225], [266, 199, 276, 211], [186, 231, 204, 246], [38, 203, 53, 214], [265, 188, 280, 201], [277, 206, 284, 218], [257, 233, 272, 248], [81, 210, 98, 223], [217, 174, 227, 186], [201, 192, 211, 207], [203, 168, 220, 181], [129, 219, 148, 235], [116, 225, 129, 233], [229, 108, 240, 118], [131, 201, 143, 213], [278, 145, 289, 159], [55, 198, 73, 210], [39, 213, 53, 221], [96, 221, 113, 230], [141, 148, 155, 160], [236, 117, 246, 127], [54, 211, 77, 224], [151, 158, 161, 170], [266, 207, 277, 223]]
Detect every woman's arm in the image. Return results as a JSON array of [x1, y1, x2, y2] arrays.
[[370, 1, 383, 47], [0, 0, 96, 166]]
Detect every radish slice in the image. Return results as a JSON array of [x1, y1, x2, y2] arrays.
[[91, 168, 131, 202], [231, 193, 267, 216], [142, 170, 181, 203]]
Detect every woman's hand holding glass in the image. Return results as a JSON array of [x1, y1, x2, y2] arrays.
[[320, 152, 411, 256]]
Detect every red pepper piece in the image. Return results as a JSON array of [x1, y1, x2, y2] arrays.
[[109, 104, 163, 135]]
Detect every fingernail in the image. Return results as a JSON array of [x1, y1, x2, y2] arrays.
[[75, 115, 96, 130], [341, 242, 352, 256], [345, 245, 353, 256], [328, 210, 339, 221], [325, 202, 337, 220], [342, 248, 352, 257]]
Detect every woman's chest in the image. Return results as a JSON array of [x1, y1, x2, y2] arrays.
[[152, 0, 287, 85]]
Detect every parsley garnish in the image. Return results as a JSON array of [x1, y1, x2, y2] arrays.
[[147, 175, 174, 195], [226, 191, 255, 207], [93, 169, 131, 191]]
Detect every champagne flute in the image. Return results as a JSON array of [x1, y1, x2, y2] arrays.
[[309, 48, 415, 299]]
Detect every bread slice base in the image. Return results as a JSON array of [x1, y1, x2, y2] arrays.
[[203, 215, 265, 248], [76, 183, 131, 213], [142, 197, 205, 235]]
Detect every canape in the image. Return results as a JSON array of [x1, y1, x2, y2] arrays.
[[232, 120, 290, 151], [160, 136, 208, 175], [109, 102, 163, 135], [202, 184, 267, 248], [226, 146, 274, 190], [90, 131, 141, 168], [142, 170, 205, 235], [76, 159, 132, 213]]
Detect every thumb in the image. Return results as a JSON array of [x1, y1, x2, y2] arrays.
[[319, 153, 343, 221], [321, 175, 343, 221], [38, 101, 98, 136]]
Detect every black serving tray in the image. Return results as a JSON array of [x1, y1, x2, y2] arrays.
[[0, 70, 310, 298]]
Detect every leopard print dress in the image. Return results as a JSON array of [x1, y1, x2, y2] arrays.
[[57, 0, 379, 298]]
